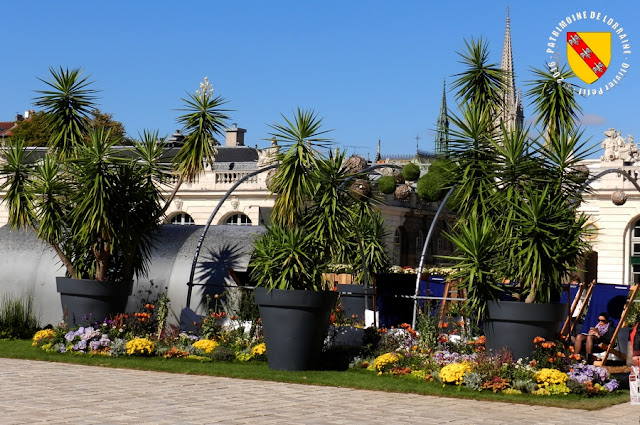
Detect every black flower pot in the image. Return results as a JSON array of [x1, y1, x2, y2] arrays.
[[56, 277, 133, 327], [254, 287, 338, 371], [484, 300, 567, 361]]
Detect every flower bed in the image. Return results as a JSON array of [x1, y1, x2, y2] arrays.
[[29, 292, 622, 400]]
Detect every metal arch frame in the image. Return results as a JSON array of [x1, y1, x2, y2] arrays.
[[185, 163, 278, 308], [411, 186, 455, 328], [185, 161, 404, 309]]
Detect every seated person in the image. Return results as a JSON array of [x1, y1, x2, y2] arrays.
[[573, 312, 615, 362]]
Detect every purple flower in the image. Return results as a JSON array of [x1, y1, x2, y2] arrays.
[[73, 340, 87, 351], [89, 340, 101, 351], [64, 331, 76, 342], [604, 379, 619, 392]]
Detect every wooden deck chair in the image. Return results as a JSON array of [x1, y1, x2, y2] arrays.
[[594, 284, 639, 366], [560, 279, 595, 337], [437, 278, 466, 329]]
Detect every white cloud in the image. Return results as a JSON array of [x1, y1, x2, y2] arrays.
[[579, 114, 607, 126]]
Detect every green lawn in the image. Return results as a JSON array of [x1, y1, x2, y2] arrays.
[[0, 339, 629, 410]]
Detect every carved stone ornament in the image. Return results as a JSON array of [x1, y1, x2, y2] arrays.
[[395, 184, 411, 200], [351, 179, 371, 199], [230, 196, 240, 210], [173, 197, 183, 210], [600, 128, 639, 163], [611, 190, 627, 206], [342, 155, 367, 174]]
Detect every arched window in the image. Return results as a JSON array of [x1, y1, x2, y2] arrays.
[[226, 213, 252, 226], [415, 231, 424, 260], [631, 219, 640, 284], [170, 213, 195, 225]]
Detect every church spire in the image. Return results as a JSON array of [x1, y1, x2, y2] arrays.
[[435, 79, 449, 157], [500, 6, 523, 131], [374, 139, 381, 162]]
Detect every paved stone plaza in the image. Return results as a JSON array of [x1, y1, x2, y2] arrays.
[[0, 358, 638, 424]]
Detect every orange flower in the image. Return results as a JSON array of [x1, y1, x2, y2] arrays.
[[533, 336, 545, 344], [556, 352, 565, 358], [548, 357, 555, 363]]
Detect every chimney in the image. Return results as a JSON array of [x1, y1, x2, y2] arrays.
[[225, 123, 246, 147]]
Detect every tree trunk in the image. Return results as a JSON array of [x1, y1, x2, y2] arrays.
[[51, 242, 77, 279], [93, 242, 111, 281]]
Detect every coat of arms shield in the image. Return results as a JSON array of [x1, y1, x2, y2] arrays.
[[567, 32, 612, 84]]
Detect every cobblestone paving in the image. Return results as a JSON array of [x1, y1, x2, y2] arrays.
[[0, 358, 638, 424]]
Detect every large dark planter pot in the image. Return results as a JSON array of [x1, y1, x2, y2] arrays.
[[254, 287, 338, 371], [484, 300, 567, 361], [56, 277, 134, 327]]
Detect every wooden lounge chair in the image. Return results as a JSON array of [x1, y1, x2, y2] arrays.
[[594, 284, 639, 366], [560, 279, 595, 337]]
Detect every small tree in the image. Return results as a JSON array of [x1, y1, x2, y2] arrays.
[[1, 68, 228, 282]]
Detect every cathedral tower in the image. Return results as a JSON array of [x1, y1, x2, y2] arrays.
[[500, 7, 524, 131], [434, 79, 449, 157]]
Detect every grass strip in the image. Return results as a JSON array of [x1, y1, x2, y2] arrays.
[[0, 339, 629, 410]]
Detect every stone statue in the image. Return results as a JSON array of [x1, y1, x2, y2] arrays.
[[601, 128, 639, 163], [258, 137, 279, 166]]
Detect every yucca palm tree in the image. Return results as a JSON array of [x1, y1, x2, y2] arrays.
[[441, 39, 593, 313], [34, 67, 98, 155], [250, 108, 389, 291], [526, 64, 582, 137]]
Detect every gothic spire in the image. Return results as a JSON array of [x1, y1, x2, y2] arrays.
[[500, 6, 523, 131], [374, 139, 381, 162], [435, 79, 449, 157]]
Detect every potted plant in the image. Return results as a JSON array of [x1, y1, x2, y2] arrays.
[[0, 68, 228, 326], [249, 108, 389, 370], [439, 39, 594, 360]]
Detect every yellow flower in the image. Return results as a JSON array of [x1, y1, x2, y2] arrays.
[[193, 339, 219, 354], [32, 329, 54, 347], [534, 368, 568, 388], [126, 338, 156, 356], [439, 362, 472, 385], [250, 343, 266, 357], [373, 352, 401, 373]]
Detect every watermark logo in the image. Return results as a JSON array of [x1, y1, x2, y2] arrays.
[[545, 11, 631, 96]]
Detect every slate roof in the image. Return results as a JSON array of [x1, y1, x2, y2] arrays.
[[5, 145, 261, 165], [0, 122, 16, 137]]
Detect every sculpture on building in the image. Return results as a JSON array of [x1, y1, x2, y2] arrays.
[[257, 137, 279, 166], [601, 129, 639, 163]]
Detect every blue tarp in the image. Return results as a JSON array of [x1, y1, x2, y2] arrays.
[[579, 283, 630, 332]]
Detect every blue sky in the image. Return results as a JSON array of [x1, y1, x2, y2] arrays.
[[2, 1, 636, 159]]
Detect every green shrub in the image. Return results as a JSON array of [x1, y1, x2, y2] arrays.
[[0, 293, 40, 339], [402, 163, 420, 181], [377, 175, 397, 194], [428, 158, 456, 177], [417, 173, 447, 201]]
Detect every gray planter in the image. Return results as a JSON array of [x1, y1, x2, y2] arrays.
[[56, 277, 133, 327], [484, 300, 567, 361], [254, 287, 338, 371]]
